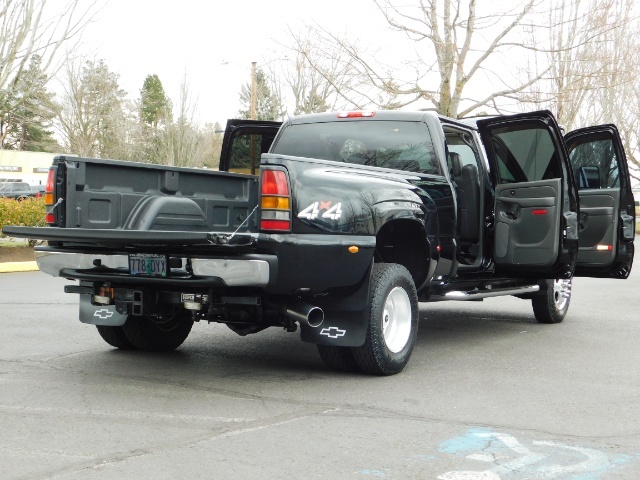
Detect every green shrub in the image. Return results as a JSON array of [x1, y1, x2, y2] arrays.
[[0, 197, 47, 238]]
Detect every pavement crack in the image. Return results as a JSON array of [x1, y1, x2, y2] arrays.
[[15, 405, 331, 480]]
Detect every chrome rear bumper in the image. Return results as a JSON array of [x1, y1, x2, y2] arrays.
[[35, 251, 270, 287]]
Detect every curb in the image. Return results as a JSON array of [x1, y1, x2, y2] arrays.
[[0, 261, 39, 273]]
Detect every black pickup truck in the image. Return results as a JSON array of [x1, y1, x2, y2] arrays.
[[3, 110, 636, 375]]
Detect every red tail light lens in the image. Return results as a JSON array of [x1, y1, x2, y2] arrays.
[[260, 169, 291, 232], [261, 170, 289, 195], [44, 168, 55, 204], [44, 168, 56, 224]]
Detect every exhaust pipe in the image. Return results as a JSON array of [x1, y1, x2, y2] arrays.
[[285, 300, 324, 328]]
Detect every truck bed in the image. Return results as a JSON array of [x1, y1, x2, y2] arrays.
[[54, 156, 259, 233]]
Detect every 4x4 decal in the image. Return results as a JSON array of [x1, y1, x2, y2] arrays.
[[298, 201, 342, 220]]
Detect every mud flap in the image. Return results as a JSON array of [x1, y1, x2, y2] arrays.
[[298, 264, 371, 347], [79, 294, 128, 326]]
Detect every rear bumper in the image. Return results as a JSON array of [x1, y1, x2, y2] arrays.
[[35, 250, 273, 288], [30, 231, 376, 294]]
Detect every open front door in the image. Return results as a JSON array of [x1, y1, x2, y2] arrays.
[[564, 125, 635, 278], [478, 111, 578, 279], [218, 119, 282, 174]]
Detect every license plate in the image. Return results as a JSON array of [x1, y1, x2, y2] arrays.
[[129, 254, 167, 277]]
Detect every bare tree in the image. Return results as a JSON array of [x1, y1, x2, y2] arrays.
[[57, 59, 128, 158], [522, 0, 634, 128], [281, 30, 364, 114], [153, 75, 204, 168], [0, 0, 100, 109], [199, 122, 224, 169], [524, 0, 640, 180], [302, 0, 555, 117]]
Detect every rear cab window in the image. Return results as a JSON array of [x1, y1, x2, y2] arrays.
[[271, 120, 442, 175]]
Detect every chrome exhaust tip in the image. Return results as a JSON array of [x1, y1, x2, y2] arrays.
[[285, 300, 324, 328]]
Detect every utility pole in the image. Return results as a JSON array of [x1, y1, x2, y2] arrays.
[[250, 61, 257, 120]]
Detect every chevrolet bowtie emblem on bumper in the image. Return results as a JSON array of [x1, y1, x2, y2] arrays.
[[93, 309, 114, 320], [319, 327, 346, 339]]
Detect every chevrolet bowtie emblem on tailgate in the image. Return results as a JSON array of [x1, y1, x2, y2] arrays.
[[93, 309, 114, 320], [320, 327, 346, 339]]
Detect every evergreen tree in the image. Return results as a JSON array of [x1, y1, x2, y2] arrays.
[[238, 69, 285, 121], [140, 74, 171, 128], [0, 55, 59, 151]]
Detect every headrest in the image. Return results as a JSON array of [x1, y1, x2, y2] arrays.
[[449, 152, 462, 177]]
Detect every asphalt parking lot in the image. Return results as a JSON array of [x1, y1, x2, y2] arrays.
[[1, 255, 639, 479]]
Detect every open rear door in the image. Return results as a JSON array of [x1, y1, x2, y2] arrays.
[[477, 111, 578, 279], [218, 119, 282, 174], [564, 125, 635, 278]]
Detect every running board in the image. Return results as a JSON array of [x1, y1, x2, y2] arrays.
[[428, 284, 540, 302]]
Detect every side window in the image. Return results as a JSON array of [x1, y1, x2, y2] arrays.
[[228, 131, 276, 175], [568, 136, 619, 189], [489, 123, 561, 184], [445, 130, 480, 174]]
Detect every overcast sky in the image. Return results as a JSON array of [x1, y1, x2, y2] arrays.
[[78, 0, 387, 125]]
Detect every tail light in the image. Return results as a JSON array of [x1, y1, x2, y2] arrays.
[[44, 168, 56, 224], [260, 169, 291, 231]]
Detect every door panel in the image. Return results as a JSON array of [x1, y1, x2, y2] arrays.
[[565, 125, 635, 278], [494, 179, 561, 266], [477, 111, 576, 278], [576, 189, 618, 266]]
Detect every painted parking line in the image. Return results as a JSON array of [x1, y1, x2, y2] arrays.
[[0, 261, 38, 273]]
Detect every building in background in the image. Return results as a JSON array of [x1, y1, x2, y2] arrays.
[[0, 150, 63, 186]]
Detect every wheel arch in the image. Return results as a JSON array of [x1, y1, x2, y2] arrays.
[[374, 218, 431, 290]]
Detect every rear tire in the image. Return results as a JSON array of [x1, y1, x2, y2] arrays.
[[532, 278, 572, 324], [96, 325, 136, 350], [317, 345, 360, 372], [122, 310, 194, 351], [352, 263, 418, 376]]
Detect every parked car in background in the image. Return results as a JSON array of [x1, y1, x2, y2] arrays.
[[30, 185, 45, 197], [0, 182, 40, 200]]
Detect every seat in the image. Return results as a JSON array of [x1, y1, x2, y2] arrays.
[[449, 152, 480, 242]]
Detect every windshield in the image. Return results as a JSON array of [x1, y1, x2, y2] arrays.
[[271, 120, 441, 175]]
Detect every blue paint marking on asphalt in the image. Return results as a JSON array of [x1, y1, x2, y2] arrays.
[[359, 469, 387, 476], [414, 454, 436, 460], [438, 427, 494, 454], [572, 453, 639, 480], [436, 429, 640, 479]]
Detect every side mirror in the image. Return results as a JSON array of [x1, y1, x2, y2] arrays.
[[575, 165, 600, 189]]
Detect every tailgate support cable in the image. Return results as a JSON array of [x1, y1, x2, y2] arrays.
[[35, 197, 63, 227], [208, 205, 259, 245]]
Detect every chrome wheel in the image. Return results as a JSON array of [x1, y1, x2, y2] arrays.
[[532, 277, 572, 324], [352, 263, 418, 375], [382, 286, 412, 353], [553, 279, 572, 311]]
